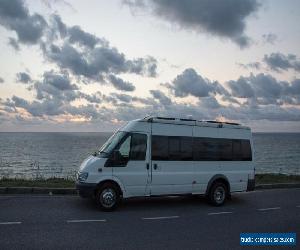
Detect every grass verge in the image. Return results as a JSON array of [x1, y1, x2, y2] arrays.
[[0, 177, 74, 188], [255, 173, 300, 184]]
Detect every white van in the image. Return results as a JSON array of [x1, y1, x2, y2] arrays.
[[76, 116, 255, 211]]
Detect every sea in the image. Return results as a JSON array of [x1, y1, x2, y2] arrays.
[[0, 132, 299, 179]]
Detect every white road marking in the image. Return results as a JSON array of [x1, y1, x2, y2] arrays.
[[257, 207, 281, 211], [208, 211, 233, 216], [0, 221, 22, 225], [67, 219, 106, 223], [142, 216, 179, 220]]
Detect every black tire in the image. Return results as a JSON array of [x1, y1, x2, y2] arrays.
[[95, 183, 121, 211], [208, 182, 228, 206]]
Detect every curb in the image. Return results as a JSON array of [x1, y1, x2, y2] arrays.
[[0, 183, 300, 195], [0, 187, 78, 195]]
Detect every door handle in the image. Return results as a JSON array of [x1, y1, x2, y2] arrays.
[[146, 163, 149, 170], [153, 163, 158, 170]]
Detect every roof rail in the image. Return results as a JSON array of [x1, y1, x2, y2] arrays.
[[206, 120, 240, 125], [143, 116, 241, 127]]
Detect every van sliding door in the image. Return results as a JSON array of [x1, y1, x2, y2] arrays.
[[150, 123, 194, 195]]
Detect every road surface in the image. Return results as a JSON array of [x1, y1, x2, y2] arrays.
[[0, 188, 299, 249]]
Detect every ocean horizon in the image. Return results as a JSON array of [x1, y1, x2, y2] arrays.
[[0, 132, 299, 179]]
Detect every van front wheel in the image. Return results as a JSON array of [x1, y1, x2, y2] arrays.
[[96, 183, 120, 211], [208, 182, 227, 206]]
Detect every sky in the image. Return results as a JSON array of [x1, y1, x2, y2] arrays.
[[0, 0, 300, 132]]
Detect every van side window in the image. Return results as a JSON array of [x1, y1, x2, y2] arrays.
[[241, 140, 252, 161], [219, 139, 233, 161], [180, 137, 193, 161], [193, 138, 219, 161], [130, 133, 147, 161], [152, 136, 169, 160], [169, 137, 181, 161]]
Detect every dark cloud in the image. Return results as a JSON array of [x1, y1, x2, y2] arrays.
[[198, 96, 220, 109], [124, 0, 260, 48], [150, 89, 171, 106], [262, 33, 277, 45], [0, 0, 47, 44], [8, 37, 20, 50], [0, 77, 4, 83], [68, 25, 102, 48], [164, 68, 223, 98], [16, 72, 31, 84], [127, 56, 157, 77], [5, 95, 64, 117], [79, 92, 102, 104], [263, 52, 300, 72], [227, 73, 300, 105], [48, 14, 67, 40], [107, 74, 135, 92], [43, 42, 158, 81], [42, 71, 77, 91]]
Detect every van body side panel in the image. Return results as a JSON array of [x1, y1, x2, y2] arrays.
[[150, 123, 194, 195]]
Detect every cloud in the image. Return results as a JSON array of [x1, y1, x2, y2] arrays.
[[124, 0, 260, 48], [0, 77, 4, 83], [227, 73, 300, 105], [42, 71, 77, 91], [43, 41, 158, 81], [5, 95, 64, 117], [8, 37, 20, 50], [107, 74, 135, 92], [127, 56, 157, 77], [237, 62, 261, 70], [0, 2, 158, 85], [68, 25, 102, 48], [16, 72, 32, 84], [262, 33, 277, 44], [263, 52, 300, 72], [150, 89, 172, 106], [164, 68, 221, 98], [0, 0, 47, 44]]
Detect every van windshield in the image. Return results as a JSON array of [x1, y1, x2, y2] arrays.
[[98, 131, 127, 157]]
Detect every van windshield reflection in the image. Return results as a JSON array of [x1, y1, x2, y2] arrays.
[[98, 131, 127, 157]]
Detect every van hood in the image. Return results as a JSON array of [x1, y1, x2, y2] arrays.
[[79, 155, 107, 172]]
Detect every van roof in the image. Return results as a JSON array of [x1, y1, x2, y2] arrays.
[[138, 116, 250, 130]]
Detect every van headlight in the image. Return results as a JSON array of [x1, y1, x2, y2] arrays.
[[77, 172, 89, 182]]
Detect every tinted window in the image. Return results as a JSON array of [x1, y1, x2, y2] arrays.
[[232, 139, 242, 160], [219, 139, 233, 161], [152, 136, 168, 160], [130, 133, 147, 161], [193, 138, 219, 161], [168, 137, 181, 161], [241, 140, 252, 161], [181, 137, 193, 160]]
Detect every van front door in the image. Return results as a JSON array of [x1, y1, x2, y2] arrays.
[[111, 132, 150, 197]]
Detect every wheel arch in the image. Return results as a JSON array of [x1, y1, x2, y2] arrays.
[[95, 177, 126, 197], [205, 174, 230, 196]]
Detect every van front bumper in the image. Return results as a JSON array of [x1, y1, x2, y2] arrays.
[[76, 181, 97, 198], [247, 179, 255, 191]]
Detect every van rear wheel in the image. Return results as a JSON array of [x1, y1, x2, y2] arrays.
[[95, 183, 120, 211], [208, 182, 227, 206]]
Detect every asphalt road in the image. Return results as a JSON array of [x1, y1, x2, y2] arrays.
[[0, 188, 299, 250]]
